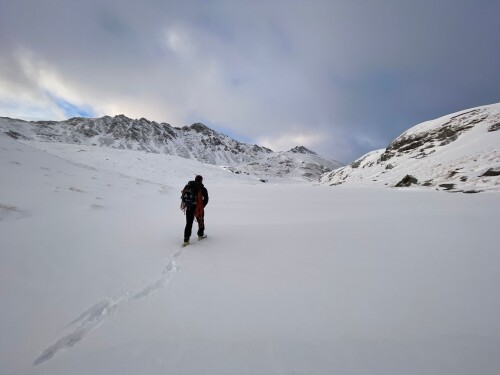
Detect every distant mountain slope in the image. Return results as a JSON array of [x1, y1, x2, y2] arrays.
[[320, 103, 500, 192], [0, 115, 272, 166], [0, 115, 340, 181], [225, 146, 343, 181]]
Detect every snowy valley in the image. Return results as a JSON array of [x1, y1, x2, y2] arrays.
[[1, 105, 500, 375]]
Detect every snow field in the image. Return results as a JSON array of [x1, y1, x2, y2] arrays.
[[1, 135, 500, 374]]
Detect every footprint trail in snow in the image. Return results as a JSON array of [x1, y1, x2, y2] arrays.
[[33, 250, 182, 366]]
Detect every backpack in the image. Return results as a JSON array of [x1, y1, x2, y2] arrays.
[[180, 181, 199, 212]]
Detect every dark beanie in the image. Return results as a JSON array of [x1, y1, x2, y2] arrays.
[[195, 175, 203, 183]]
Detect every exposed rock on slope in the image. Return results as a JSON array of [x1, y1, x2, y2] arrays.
[[320, 103, 500, 192]]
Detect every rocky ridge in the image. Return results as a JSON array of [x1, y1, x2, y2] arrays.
[[0, 115, 272, 166], [0, 115, 340, 181]]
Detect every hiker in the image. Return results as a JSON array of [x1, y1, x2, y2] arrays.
[[180, 175, 209, 246]]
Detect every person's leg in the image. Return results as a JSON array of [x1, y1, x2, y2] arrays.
[[184, 208, 195, 241], [196, 213, 205, 237]]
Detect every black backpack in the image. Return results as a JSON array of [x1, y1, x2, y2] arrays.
[[181, 181, 199, 210]]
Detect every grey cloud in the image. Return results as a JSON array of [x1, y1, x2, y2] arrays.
[[0, 0, 499, 162]]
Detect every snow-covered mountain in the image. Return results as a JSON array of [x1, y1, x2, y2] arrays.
[[0, 115, 272, 165], [0, 115, 340, 181], [224, 146, 343, 181], [320, 102, 500, 193]]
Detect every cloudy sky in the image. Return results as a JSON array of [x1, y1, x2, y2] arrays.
[[1, 0, 499, 162]]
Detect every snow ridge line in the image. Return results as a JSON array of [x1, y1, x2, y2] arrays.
[[33, 249, 182, 366]]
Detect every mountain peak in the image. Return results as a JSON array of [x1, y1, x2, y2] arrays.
[[289, 146, 316, 155], [190, 123, 211, 133], [114, 114, 132, 121]]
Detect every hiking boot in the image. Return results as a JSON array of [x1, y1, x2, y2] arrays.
[[198, 234, 207, 241], [182, 240, 189, 247]]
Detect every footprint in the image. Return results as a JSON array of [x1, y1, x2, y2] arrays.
[[165, 262, 174, 272], [34, 250, 182, 365], [69, 187, 85, 193], [34, 298, 119, 365], [163, 261, 179, 273], [0, 203, 26, 221], [132, 279, 165, 300]]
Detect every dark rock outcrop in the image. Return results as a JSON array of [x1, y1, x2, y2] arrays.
[[380, 109, 486, 162], [395, 175, 418, 187], [5, 130, 30, 140], [481, 168, 500, 177], [289, 146, 316, 155], [488, 122, 500, 132]]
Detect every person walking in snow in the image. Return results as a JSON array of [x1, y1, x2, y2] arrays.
[[180, 175, 209, 247]]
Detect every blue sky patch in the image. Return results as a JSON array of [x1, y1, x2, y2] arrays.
[[47, 93, 96, 118]]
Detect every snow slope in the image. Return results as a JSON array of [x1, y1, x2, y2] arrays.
[[1, 133, 500, 375], [321, 102, 500, 192]]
